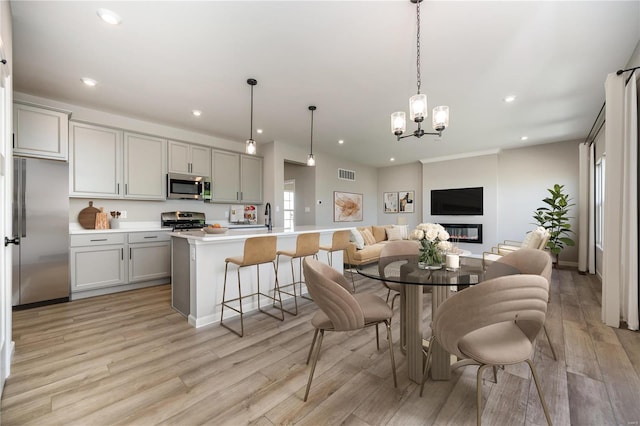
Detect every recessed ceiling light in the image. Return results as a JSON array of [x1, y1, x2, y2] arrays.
[[192, 110, 202, 117], [504, 95, 517, 103], [256, 129, 263, 134], [338, 139, 344, 144], [390, 157, 395, 162], [520, 136, 529, 141], [81, 77, 97, 87], [97, 8, 122, 25]]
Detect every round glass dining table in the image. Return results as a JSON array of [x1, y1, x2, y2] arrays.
[[357, 255, 520, 382]]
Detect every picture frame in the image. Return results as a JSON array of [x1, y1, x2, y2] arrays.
[[383, 192, 399, 213], [334, 191, 363, 222], [399, 190, 415, 213]]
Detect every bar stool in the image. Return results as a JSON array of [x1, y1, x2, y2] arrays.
[[220, 235, 284, 337], [276, 232, 320, 316], [319, 229, 356, 292]]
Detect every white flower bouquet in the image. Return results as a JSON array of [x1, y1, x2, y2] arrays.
[[410, 223, 451, 267]]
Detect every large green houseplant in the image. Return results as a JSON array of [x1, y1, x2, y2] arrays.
[[532, 184, 575, 266]]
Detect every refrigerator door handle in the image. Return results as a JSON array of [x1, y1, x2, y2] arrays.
[[21, 159, 26, 238], [12, 158, 19, 238], [4, 237, 19, 247]]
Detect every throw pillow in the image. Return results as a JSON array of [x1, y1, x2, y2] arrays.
[[350, 229, 365, 250], [392, 224, 409, 240], [386, 227, 403, 241], [360, 228, 377, 246]]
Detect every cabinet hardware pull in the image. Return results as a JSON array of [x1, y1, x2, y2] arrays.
[[144, 236, 158, 239], [90, 238, 108, 242], [129, 248, 132, 259], [125, 184, 128, 195], [117, 183, 120, 194], [121, 248, 124, 260]]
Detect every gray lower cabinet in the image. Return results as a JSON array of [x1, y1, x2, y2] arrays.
[[70, 231, 171, 299]]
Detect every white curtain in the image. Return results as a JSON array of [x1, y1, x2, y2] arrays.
[[602, 72, 639, 330], [578, 142, 596, 274]]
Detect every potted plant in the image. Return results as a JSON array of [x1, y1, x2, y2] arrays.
[[532, 184, 576, 266]]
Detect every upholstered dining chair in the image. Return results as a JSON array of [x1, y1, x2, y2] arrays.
[[483, 226, 551, 262], [302, 258, 397, 402], [420, 274, 552, 426], [378, 240, 422, 310], [485, 248, 557, 360]]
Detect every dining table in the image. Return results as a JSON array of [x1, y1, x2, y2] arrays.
[[357, 254, 520, 383]]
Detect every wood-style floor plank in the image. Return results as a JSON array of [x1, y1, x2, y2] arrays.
[[1, 268, 639, 426]]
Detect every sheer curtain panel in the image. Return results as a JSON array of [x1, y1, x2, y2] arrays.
[[602, 71, 639, 331]]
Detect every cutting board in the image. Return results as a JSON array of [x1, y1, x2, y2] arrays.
[[95, 208, 110, 230], [78, 201, 100, 229]]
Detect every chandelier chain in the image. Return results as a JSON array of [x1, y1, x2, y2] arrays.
[[416, 0, 421, 94]]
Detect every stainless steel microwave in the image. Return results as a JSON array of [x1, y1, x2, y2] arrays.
[[167, 173, 211, 200]]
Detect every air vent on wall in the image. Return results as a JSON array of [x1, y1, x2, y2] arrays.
[[338, 168, 356, 181]]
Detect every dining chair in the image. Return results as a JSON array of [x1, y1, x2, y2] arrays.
[[420, 274, 552, 426], [483, 226, 551, 261], [485, 248, 557, 360], [301, 258, 397, 401], [377, 240, 423, 310], [319, 229, 356, 292]]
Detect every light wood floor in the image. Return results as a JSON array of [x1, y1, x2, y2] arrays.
[[2, 267, 640, 425]]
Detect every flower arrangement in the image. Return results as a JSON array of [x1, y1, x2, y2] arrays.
[[409, 223, 451, 267]]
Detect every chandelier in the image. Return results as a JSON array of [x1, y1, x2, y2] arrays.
[[245, 78, 257, 155], [391, 0, 449, 141]]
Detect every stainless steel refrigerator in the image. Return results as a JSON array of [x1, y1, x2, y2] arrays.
[[12, 157, 69, 307]]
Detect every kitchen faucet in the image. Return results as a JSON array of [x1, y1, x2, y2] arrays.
[[265, 202, 272, 231]]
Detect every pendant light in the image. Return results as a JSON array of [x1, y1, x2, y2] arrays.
[[245, 78, 257, 155], [391, 0, 449, 141], [307, 105, 316, 167]]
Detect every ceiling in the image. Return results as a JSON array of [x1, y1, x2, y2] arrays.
[[10, 1, 640, 168]]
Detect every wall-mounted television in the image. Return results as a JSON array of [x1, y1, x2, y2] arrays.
[[430, 187, 483, 216]]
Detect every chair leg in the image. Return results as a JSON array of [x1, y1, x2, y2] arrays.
[[492, 366, 498, 383], [306, 328, 319, 365], [543, 324, 558, 361], [385, 320, 397, 388], [344, 250, 356, 293], [525, 359, 553, 426], [385, 289, 391, 303], [304, 329, 325, 402], [375, 324, 380, 350], [476, 364, 490, 426], [391, 293, 399, 311], [420, 336, 434, 397]]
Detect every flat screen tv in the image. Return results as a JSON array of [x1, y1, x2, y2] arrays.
[[431, 187, 483, 216]]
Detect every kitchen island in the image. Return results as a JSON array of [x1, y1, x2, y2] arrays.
[[170, 226, 351, 328]]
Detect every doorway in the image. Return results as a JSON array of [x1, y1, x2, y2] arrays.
[[283, 161, 316, 226]]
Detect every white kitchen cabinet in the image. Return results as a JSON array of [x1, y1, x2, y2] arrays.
[[210, 149, 263, 203], [168, 140, 211, 177], [70, 122, 166, 200], [70, 231, 171, 298], [69, 122, 122, 198], [240, 154, 263, 203], [124, 132, 167, 199], [70, 234, 127, 292], [128, 232, 171, 282], [13, 102, 71, 161]]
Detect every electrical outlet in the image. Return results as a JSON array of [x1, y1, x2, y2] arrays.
[[120, 211, 127, 219]]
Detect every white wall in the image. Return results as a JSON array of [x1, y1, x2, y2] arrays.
[[422, 153, 499, 254], [498, 140, 580, 265], [377, 162, 422, 229]]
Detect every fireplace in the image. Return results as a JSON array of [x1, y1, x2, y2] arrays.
[[441, 223, 483, 244]]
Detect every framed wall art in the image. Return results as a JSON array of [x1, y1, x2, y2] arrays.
[[334, 191, 363, 222], [399, 190, 415, 213], [383, 192, 398, 213]]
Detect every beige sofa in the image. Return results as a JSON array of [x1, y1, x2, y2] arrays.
[[344, 225, 402, 266]]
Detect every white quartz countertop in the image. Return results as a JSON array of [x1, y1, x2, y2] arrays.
[[69, 222, 170, 235], [170, 225, 354, 242]]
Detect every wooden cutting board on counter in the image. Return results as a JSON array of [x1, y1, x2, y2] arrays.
[[78, 201, 100, 229], [95, 208, 110, 230]]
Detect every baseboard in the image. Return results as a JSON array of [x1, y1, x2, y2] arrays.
[[558, 260, 578, 268]]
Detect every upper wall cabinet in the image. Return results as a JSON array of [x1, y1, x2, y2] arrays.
[[13, 102, 70, 161], [69, 122, 166, 200], [168, 140, 211, 177], [124, 133, 167, 199], [210, 149, 262, 204]]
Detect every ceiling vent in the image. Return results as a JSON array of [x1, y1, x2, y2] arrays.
[[338, 168, 356, 181]]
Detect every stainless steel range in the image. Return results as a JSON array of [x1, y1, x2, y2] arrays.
[[161, 211, 206, 231]]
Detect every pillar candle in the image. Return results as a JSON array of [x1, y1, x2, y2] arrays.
[[446, 254, 460, 270]]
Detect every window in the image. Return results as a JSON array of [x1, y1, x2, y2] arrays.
[[284, 180, 295, 231], [595, 155, 605, 248]]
